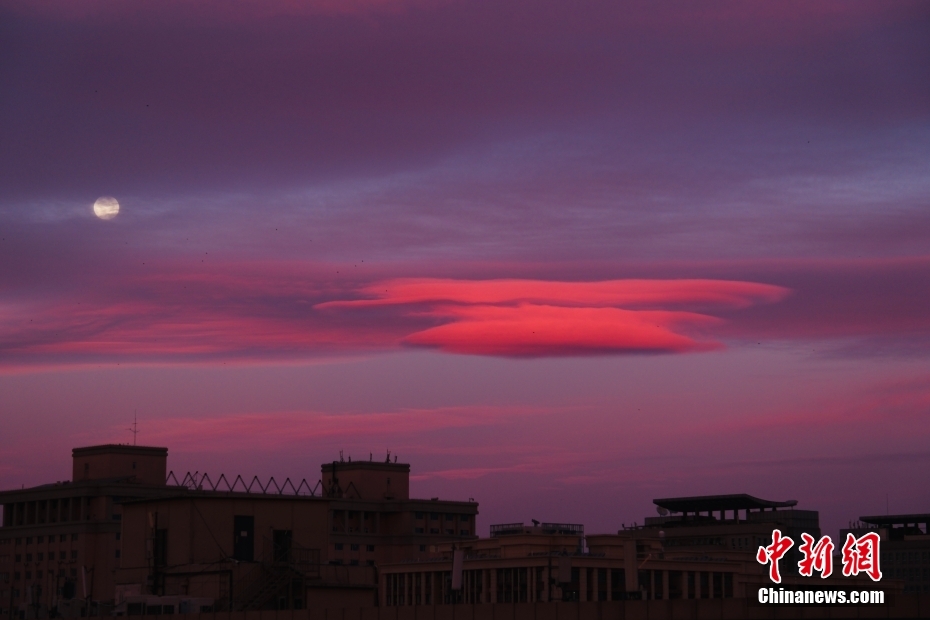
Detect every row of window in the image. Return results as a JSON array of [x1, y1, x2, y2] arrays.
[[385, 568, 736, 606], [3, 534, 80, 545], [414, 512, 471, 522], [884, 550, 930, 564], [414, 528, 471, 535], [12, 551, 80, 562], [888, 567, 930, 580], [9, 567, 79, 581], [334, 543, 376, 552], [2, 498, 92, 527], [329, 559, 376, 566]]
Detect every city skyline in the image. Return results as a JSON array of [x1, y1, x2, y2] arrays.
[[1, 0, 929, 543]]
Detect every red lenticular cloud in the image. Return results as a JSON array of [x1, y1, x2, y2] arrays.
[[320, 278, 790, 356], [405, 305, 721, 356], [319, 278, 789, 310]]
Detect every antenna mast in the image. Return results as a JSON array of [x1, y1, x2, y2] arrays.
[[129, 411, 139, 446]]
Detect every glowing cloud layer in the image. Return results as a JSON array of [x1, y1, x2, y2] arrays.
[[320, 278, 790, 356]]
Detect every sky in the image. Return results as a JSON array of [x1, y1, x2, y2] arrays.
[[1, 0, 929, 539]]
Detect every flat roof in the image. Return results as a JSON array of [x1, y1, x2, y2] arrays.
[[654, 494, 797, 513], [860, 514, 930, 526], [321, 461, 410, 473], [72, 444, 168, 457]]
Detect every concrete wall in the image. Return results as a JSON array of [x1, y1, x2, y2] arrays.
[[72, 446, 167, 486], [321, 463, 410, 501], [110, 596, 930, 620]]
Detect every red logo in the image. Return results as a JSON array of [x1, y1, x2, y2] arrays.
[[841, 532, 882, 582], [798, 533, 834, 578], [756, 529, 794, 584]]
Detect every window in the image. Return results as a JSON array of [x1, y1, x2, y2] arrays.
[[36, 571, 42, 580], [430, 528, 439, 534], [13, 572, 19, 581], [367, 560, 375, 566], [349, 560, 359, 566], [430, 513, 439, 521], [446, 529, 454, 535], [14, 555, 20, 563], [25, 538, 32, 545], [350, 544, 359, 551], [24, 572, 31, 580], [60, 535, 66, 543], [70, 569, 76, 577], [36, 537, 43, 544], [334, 543, 343, 551], [460, 530, 469, 536], [115, 550, 120, 559], [460, 515, 470, 523], [415, 512, 424, 519], [419, 545, 426, 552], [14, 539, 21, 546], [115, 533, 121, 541], [37, 553, 42, 561], [71, 534, 78, 542], [366, 545, 375, 552], [415, 528, 424, 534], [71, 551, 78, 560], [132, 461, 137, 470], [25, 555, 31, 562], [60, 552, 66, 560]]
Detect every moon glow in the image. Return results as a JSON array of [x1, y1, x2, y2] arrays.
[[93, 196, 120, 220]]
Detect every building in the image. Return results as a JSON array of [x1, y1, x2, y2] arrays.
[[0, 447, 478, 618], [0, 445, 175, 619], [112, 457, 478, 613], [378, 494, 875, 607], [841, 513, 930, 594], [640, 494, 820, 576]]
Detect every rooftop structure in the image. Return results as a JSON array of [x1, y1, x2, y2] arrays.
[[631, 494, 819, 578], [653, 494, 797, 518], [842, 513, 930, 594], [489, 522, 584, 538]]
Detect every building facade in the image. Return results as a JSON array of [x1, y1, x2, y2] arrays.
[[0, 445, 174, 619], [841, 513, 930, 594], [113, 459, 478, 613], [379, 494, 877, 608]]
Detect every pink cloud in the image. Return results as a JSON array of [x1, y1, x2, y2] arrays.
[[320, 277, 789, 356], [120, 406, 543, 454], [405, 304, 721, 356], [319, 278, 789, 309], [0, 266, 789, 365]]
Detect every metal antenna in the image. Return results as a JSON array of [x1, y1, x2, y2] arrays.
[[129, 411, 139, 446]]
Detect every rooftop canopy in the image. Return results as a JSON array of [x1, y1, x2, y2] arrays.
[[654, 494, 797, 513], [860, 514, 930, 526]]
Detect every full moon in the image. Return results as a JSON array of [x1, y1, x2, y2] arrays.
[[93, 196, 120, 220]]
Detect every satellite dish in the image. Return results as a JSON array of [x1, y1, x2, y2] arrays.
[[656, 507, 669, 516]]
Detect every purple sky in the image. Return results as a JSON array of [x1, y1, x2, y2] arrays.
[[1, 0, 929, 539]]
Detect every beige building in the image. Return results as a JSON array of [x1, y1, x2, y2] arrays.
[[841, 513, 930, 594], [379, 495, 880, 607], [113, 458, 478, 613], [0, 447, 478, 618], [0, 445, 174, 619]]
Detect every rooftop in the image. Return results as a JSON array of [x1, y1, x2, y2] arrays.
[[489, 522, 584, 537], [860, 514, 930, 527], [654, 494, 798, 513]]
